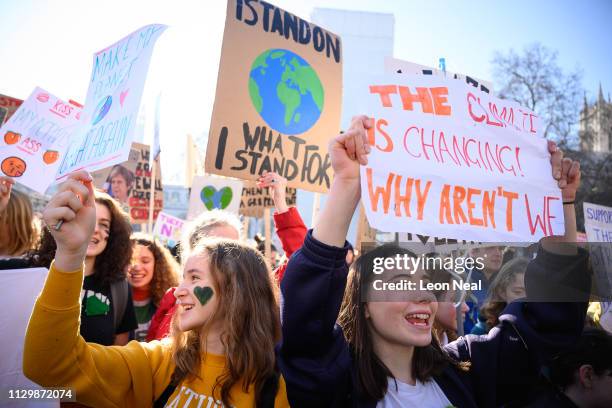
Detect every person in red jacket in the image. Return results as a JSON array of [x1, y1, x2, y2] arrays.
[[257, 171, 308, 283]]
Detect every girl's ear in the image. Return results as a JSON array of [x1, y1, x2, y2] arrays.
[[364, 303, 371, 319]]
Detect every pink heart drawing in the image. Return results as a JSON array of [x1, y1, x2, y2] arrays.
[[119, 89, 129, 106]]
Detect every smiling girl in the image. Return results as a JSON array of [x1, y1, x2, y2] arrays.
[[23, 171, 289, 407], [278, 116, 590, 408], [128, 233, 180, 341]]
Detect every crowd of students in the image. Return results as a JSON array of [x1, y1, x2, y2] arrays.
[[0, 116, 611, 407]]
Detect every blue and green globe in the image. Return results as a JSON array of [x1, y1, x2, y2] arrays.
[[249, 49, 324, 135]]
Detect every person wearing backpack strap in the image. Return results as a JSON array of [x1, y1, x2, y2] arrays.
[[24, 171, 290, 407]]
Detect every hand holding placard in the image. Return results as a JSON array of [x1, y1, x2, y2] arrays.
[[330, 115, 372, 183], [361, 73, 565, 242], [43, 171, 96, 272]]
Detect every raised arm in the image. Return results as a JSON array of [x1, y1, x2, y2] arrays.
[[541, 140, 580, 254], [278, 116, 372, 406], [23, 171, 169, 407], [313, 115, 371, 247], [258, 171, 307, 257]]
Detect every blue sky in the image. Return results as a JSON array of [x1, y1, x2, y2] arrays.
[[0, 0, 610, 184]]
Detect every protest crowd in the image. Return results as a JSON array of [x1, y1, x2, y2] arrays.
[[1, 1, 611, 408]]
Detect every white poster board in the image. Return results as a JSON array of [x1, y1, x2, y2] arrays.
[[57, 24, 166, 179], [360, 73, 563, 242], [0, 268, 59, 407]]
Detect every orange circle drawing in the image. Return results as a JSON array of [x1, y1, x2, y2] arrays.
[[1, 156, 27, 177], [3, 131, 21, 145], [43, 150, 59, 164]]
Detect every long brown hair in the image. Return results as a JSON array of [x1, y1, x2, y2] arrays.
[[481, 257, 529, 330], [26, 192, 132, 285], [0, 189, 39, 256], [338, 244, 462, 401], [130, 233, 180, 306], [170, 239, 280, 407]]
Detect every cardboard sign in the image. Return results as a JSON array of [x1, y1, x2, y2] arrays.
[[57, 24, 166, 179], [584, 202, 612, 300], [188, 175, 243, 220], [360, 73, 564, 242], [384, 57, 494, 95], [205, 0, 342, 193], [239, 180, 297, 217], [153, 211, 185, 248], [0, 93, 24, 125], [93, 142, 163, 223], [0, 87, 82, 193]]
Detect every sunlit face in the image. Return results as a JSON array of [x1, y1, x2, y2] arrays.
[[86, 203, 111, 258], [435, 289, 469, 332], [175, 254, 221, 332], [365, 267, 438, 349], [111, 174, 129, 203], [502, 273, 525, 303], [128, 244, 155, 289]]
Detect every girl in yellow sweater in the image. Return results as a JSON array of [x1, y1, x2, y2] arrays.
[[23, 171, 289, 408]]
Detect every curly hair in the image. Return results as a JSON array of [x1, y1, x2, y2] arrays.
[[170, 239, 280, 407], [130, 233, 180, 306], [0, 189, 39, 256], [27, 192, 132, 285]]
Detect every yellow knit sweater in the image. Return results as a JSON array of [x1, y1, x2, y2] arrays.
[[23, 263, 289, 408]]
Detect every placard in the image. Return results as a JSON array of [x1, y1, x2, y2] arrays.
[[205, 0, 342, 192], [361, 73, 563, 242]]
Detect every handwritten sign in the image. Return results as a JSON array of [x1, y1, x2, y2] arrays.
[[239, 180, 297, 217], [0, 93, 23, 125], [205, 0, 342, 193], [57, 24, 166, 179], [153, 211, 185, 248], [93, 142, 163, 223], [0, 87, 82, 193], [584, 202, 612, 301], [188, 175, 243, 220], [360, 73, 564, 242], [584, 202, 612, 242]]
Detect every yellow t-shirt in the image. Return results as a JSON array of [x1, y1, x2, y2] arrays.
[[23, 263, 289, 408]]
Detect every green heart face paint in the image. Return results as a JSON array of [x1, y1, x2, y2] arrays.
[[193, 286, 214, 306]]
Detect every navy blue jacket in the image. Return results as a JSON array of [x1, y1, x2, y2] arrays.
[[278, 232, 590, 408]]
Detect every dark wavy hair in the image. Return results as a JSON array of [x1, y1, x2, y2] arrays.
[[28, 191, 132, 286], [130, 233, 180, 306], [337, 244, 468, 401]]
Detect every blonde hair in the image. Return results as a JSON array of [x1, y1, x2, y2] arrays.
[[0, 190, 38, 256], [183, 210, 241, 253], [170, 239, 279, 406]]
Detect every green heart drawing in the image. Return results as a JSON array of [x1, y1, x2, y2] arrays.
[[200, 185, 233, 210], [194, 286, 214, 306]]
